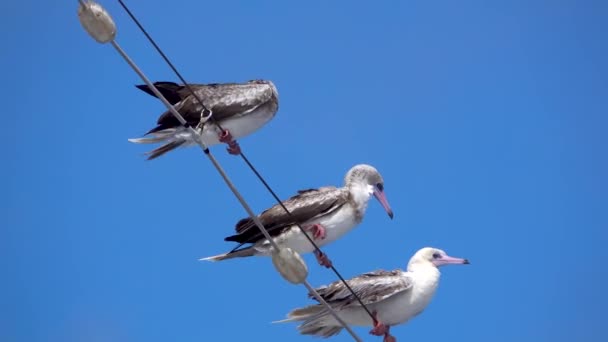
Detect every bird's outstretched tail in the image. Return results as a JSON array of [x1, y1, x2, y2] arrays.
[[128, 127, 189, 160], [273, 305, 343, 338], [127, 136, 167, 144], [199, 247, 256, 262], [136, 82, 184, 104], [273, 305, 326, 323], [139, 139, 186, 160]]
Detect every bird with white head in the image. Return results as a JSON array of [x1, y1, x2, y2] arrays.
[[274, 247, 469, 342]]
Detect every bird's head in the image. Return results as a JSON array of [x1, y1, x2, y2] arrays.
[[344, 164, 393, 219], [408, 247, 470, 270]]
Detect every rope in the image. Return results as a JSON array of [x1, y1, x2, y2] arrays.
[[115, 0, 378, 322], [110, 38, 363, 342], [77, 2, 366, 339]]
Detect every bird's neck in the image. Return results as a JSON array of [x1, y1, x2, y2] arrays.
[[407, 265, 441, 312], [348, 183, 373, 216], [408, 263, 441, 292]]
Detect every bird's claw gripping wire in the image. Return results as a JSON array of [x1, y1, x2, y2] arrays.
[[90, 1, 375, 338], [218, 129, 241, 155], [370, 312, 396, 342], [384, 335, 396, 342], [314, 250, 333, 268], [195, 110, 240, 155]]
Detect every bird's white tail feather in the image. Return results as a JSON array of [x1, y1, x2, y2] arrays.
[[274, 305, 343, 338], [272, 305, 324, 323], [128, 129, 178, 144], [128, 128, 194, 160], [199, 247, 256, 262], [128, 136, 168, 144]]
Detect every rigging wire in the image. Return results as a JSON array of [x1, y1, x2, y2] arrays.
[[77, 1, 366, 340], [115, 0, 378, 322], [98, 26, 363, 342]]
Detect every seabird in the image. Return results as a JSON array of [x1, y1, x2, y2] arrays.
[[274, 247, 470, 342], [128, 79, 278, 160], [201, 164, 394, 268]]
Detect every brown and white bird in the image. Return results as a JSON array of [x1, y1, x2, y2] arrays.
[[129, 79, 278, 160], [200, 164, 394, 268], [274, 247, 470, 342]]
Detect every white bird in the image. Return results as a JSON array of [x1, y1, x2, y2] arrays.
[[128, 79, 278, 159], [200, 164, 394, 268], [274, 247, 469, 342]]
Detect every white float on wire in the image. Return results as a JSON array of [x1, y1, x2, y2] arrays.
[[74, 2, 361, 340], [77, 1, 116, 43]]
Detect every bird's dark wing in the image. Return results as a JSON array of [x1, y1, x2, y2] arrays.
[[136, 82, 184, 105], [192, 80, 277, 121], [146, 80, 277, 132], [224, 186, 348, 244], [310, 270, 413, 308]]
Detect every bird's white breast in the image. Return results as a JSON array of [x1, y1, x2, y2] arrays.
[[376, 270, 440, 326], [269, 204, 361, 255], [334, 271, 440, 328], [171, 105, 276, 148], [199, 105, 276, 146]]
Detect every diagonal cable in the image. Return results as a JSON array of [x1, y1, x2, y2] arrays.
[[116, 0, 377, 322], [76, 1, 365, 340]]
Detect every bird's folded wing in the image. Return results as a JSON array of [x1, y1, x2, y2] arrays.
[[189, 81, 276, 121], [225, 187, 348, 243], [152, 81, 277, 128], [311, 270, 413, 308]]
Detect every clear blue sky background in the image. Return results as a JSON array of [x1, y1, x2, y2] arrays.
[[2, 1, 607, 341]]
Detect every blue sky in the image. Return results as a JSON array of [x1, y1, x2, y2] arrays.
[[2, 0, 607, 341]]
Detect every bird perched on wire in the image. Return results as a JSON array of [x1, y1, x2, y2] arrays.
[[200, 164, 394, 268], [128, 79, 278, 160], [273, 247, 470, 342]]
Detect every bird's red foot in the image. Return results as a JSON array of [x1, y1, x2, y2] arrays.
[[218, 130, 241, 155], [218, 129, 233, 143], [307, 223, 327, 240], [314, 250, 333, 268], [226, 141, 241, 155], [370, 322, 389, 336], [383, 334, 396, 342], [370, 312, 391, 337]]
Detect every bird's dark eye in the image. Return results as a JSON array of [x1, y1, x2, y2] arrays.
[[376, 183, 384, 191], [432, 253, 441, 259]]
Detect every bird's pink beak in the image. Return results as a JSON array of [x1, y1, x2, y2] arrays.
[[433, 254, 470, 267], [373, 187, 394, 219]]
